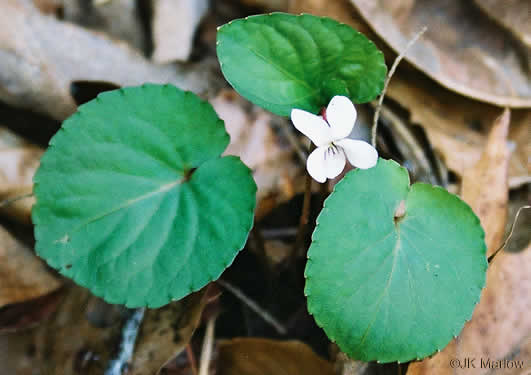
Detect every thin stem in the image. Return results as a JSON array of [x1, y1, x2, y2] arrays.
[[371, 26, 428, 146], [198, 317, 216, 375], [318, 178, 329, 210], [104, 308, 145, 375], [276, 118, 308, 164], [293, 170, 313, 257], [186, 344, 199, 375], [488, 205, 530, 263], [217, 279, 287, 335], [293, 142, 316, 257], [261, 227, 298, 239], [0, 193, 34, 208]]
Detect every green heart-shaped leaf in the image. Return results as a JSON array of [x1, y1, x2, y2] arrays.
[[304, 159, 486, 362], [33, 84, 257, 308], [217, 13, 387, 116]]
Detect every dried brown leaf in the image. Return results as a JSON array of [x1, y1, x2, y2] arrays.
[[351, 0, 531, 107], [0, 289, 63, 332], [151, 0, 209, 63], [508, 111, 531, 187], [0, 225, 61, 308], [407, 242, 531, 375], [129, 289, 209, 375], [63, 0, 146, 51], [211, 90, 301, 217], [487, 336, 531, 375], [473, 0, 531, 48], [505, 188, 531, 255], [217, 338, 335, 375], [288, 0, 373, 36], [0, 285, 208, 374], [0, 0, 216, 120], [462, 109, 510, 256], [386, 73, 530, 188], [0, 329, 38, 375], [0, 128, 43, 224], [32, 287, 122, 374]]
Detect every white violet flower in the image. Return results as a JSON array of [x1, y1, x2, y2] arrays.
[[291, 96, 378, 183]]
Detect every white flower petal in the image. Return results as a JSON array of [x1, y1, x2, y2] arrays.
[[326, 96, 357, 141], [306, 146, 328, 183], [335, 139, 378, 169], [324, 146, 346, 179], [291, 109, 333, 147]]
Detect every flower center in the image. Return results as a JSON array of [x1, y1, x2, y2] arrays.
[[324, 143, 340, 160]]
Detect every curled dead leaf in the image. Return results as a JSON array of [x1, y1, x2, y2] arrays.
[[351, 0, 531, 107], [508, 111, 531, 187], [0, 127, 43, 224], [0, 0, 217, 120], [33, 287, 123, 374], [462, 109, 510, 256], [473, 0, 531, 49], [0, 285, 208, 375], [129, 289, 209, 375], [211, 90, 301, 218], [485, 336, 531, 375], [288, 0, 373, 36], [151, 0, 209, 63], [0, 288, 63, 332], [0, 225, 61, 308], [217, 338, 335, 375], [0, 328, 38, 375], [386, 73, 530, 188], [62, 0, 147, 52]]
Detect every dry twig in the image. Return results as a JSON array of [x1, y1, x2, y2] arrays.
[[217, 279, 287, 335], [371, 26, 428, 146], [198, 317, 216, 375]]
